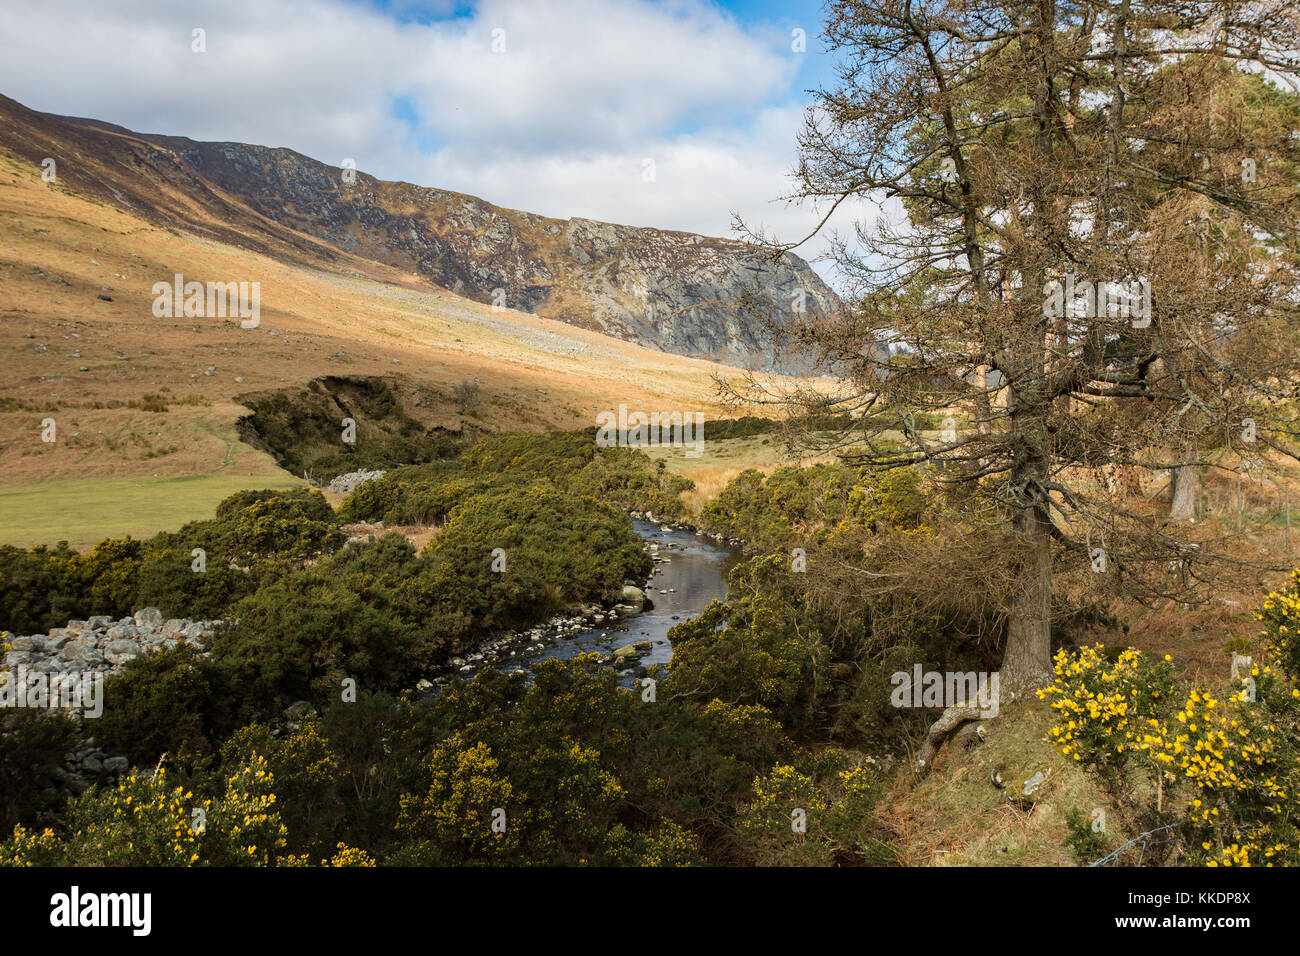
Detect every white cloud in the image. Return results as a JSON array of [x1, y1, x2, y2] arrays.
[[0, 0, 872, 288]]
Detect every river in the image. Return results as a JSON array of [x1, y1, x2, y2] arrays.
[[504, 519, 742, 685]]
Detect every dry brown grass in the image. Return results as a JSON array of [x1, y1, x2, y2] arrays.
[[0, 148, 778, 489], [877, 696, 1113, 866], [340, 521, 442, 554], [0, 148, 831, 546]]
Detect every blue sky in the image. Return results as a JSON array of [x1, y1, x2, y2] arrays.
[[0, 0, 871, 287]]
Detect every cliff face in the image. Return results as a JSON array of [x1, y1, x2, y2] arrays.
[[0, 93, 838, 371], [140, 136, 839, 371]]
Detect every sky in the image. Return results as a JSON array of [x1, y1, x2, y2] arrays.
[[0, 0, 873, 289]]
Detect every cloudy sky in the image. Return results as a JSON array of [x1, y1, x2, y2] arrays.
[[0, 0, 875, 289]]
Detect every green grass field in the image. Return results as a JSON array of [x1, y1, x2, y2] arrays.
[[0, 471, 307, 551]]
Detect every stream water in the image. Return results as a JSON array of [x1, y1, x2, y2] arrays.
[[505, 520, 742, 685]]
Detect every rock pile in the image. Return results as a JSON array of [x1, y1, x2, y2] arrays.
[[326, 470, 387, 495], [4, 607, 216, 677], [1, 608, 219, 812]]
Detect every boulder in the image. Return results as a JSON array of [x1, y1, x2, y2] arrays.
[[620, 584, 646, 607], [133, 607, 164, 628], [104, 640, 140, 666], [103, 757, 129, 773], [993, 761, 1054, 809], [58, 642, 104, 665], [9, 636, 46, 652]]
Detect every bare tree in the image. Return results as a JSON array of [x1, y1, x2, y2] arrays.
[[734, 0, 1300, 690]]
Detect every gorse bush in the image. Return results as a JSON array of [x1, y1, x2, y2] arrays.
[[215, 571, 414, 708], [0, 652, 892, 867], [0, 539, 143, 634], [338, 431, 693, 526], [96, 644, 240, 768], [0, 710, 76, 837], [699, 463, 927, 550], [1038, 645, 1180, 781], [685, 464, 995, 746], [1038, 587, 1300, 867], [735, 761, 880, 867], [0, 757, 381, 867]]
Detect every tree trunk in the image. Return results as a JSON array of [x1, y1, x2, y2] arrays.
[[1003, 0, 1057, 696], [1003, 500, 1054, 693], [1169, 463, 1196, 520], [974, 365, 992, 436]]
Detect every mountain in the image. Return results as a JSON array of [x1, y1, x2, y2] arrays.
[[0, 94, 838, 371]]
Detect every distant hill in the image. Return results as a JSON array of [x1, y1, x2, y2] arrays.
[[0, 93, 839, 372]]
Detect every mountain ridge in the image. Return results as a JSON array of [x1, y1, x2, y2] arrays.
[[0, 93, 838, 371]]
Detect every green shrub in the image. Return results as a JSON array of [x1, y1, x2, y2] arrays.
[[0, 710, 76, 834], [97, 644, 240, 767], [214, 573, 412, 712]]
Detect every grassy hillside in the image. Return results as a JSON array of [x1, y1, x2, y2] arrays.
[[0, 144, 794, 547]]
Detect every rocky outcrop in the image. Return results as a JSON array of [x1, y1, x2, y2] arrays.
[[142, 137, 838, 371], [2, 610, 218, 813], [1, 92, 841, 371]]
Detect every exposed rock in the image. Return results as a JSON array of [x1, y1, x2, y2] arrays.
[[6, 612, 222, 683], [133, 607, 164, 628], [75, 120, 841, 372], [43, 632, 73, 651], [58, 642, 103, 665], [328, 470, 387, 495], [104, 640, 140, 666], [283, 700, 314, 720]]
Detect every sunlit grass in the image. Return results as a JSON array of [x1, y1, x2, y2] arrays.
[[0, 470, 305, 551]]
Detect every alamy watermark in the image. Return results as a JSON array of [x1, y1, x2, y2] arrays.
[[1043, 274, 1151, 328], [890, 666, 1000, 717], [0, 667, 103, 718], [152, 273, 260, 328]]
